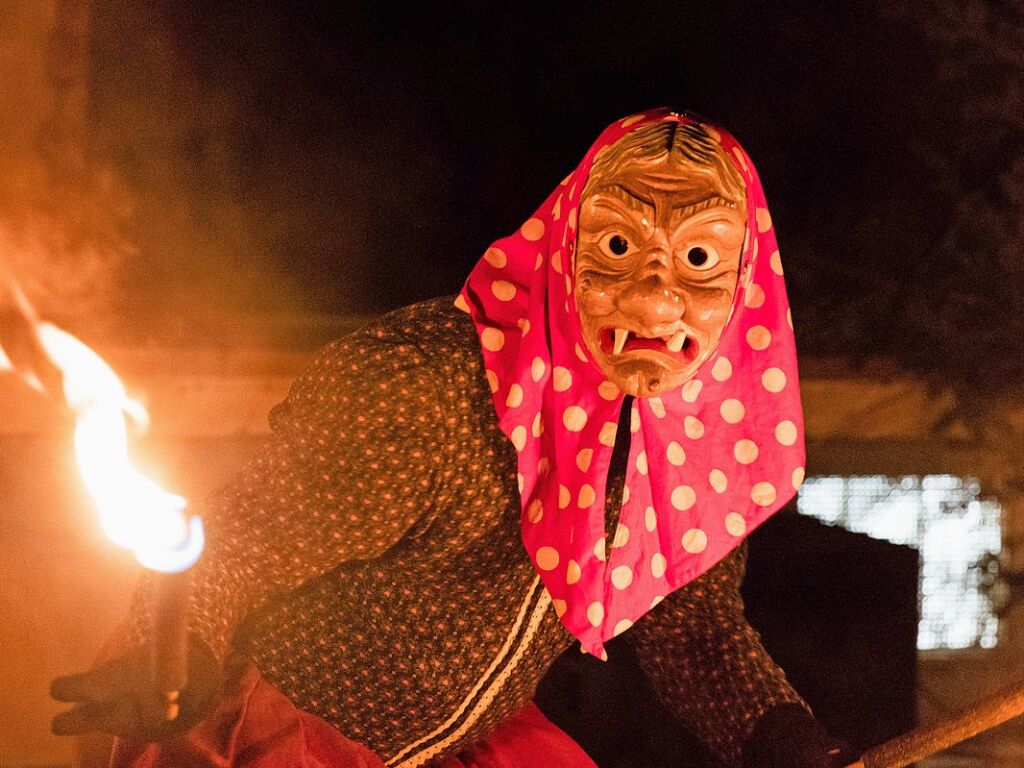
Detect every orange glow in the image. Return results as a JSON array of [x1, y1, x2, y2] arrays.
[[0, 279, 203, 573]]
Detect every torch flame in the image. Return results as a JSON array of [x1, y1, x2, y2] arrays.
[[0, 278, 203, 573]]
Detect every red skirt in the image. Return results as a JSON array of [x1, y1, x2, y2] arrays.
[[111, 659, 598, 768]]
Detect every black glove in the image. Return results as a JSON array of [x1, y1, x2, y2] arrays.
[[50, 634, 223, 742], [741, 703, 859, 768]]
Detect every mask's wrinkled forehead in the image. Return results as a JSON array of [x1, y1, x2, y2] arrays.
[[581, 121, 747, 217]]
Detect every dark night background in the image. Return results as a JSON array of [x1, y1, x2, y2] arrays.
[[1, 3, 1020, 765], [80, 0, 1022, 400]]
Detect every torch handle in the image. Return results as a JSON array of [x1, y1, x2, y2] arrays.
[[151, 568, 192, 720], [849, 677, 1024, 768]]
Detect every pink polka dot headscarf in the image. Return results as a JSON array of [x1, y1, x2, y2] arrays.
[[457, 108, 804, 658]]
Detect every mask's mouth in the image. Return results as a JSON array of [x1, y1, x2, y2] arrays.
[[598, 326, 700, 365]]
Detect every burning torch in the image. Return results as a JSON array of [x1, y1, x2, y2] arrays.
[[1, 274, 204, 723]]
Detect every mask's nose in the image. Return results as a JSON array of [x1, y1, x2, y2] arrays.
[[615, 240, 687, 330], [615, 273, 686, 330]]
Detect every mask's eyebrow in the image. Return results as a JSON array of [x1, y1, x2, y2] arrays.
[[600, 184, 655, 212], [671, 195, 739, 222]]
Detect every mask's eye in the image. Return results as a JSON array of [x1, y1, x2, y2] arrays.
[[598, 233, 636, 260], [680, 244, 721, 271]]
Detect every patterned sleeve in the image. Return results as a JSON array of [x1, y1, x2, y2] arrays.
[[626, 541, 809, 767], [126, 322, 451, 659]]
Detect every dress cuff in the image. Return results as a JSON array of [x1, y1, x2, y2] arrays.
[[740, 702, 839, 768]]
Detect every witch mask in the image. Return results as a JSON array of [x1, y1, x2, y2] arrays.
[[575, 121, 747, 398]]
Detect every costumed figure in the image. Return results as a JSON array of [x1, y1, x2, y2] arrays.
[[52, 109, 853, 768]]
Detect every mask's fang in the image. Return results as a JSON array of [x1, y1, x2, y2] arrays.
[[613, 328, 629, 355], [666, 331, 687, 353]]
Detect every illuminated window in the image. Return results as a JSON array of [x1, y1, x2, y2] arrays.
[[796, 475, 1001, 650]]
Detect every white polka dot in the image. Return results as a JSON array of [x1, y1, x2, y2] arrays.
[[787, 308, 794, 330], [682, 529, 708, 553], [756, 208, 772, 233], [535, 252, 544, 271], [645, 506, 657, 532], [578, 484, 597, 508], [684, 416, 705, 439], [709, 469, 729, 493], [613, 619, 634, 636], [593, 538, 607, 562], [564, 275, 572, 297], [732, 147, 749, 174], [747, 326, 772, 350], [527, 499, 543, 523], [551, 195, 563, 220], [650, 595, 665, 609], [568, 207, 577, 230], [792, 466, 806, 490], [521, 218, 545, 241], [667, 441, 686, 466], [648, 397, 666, 418], [752, 482, 777, 507], [536, 546, 559, 570], [482, 328, 505, 352], [552, 366, 573, 391], [611, 566, 634, 590], [744, 283, 765, 309], [517, 473, 525, 493], [505, 384, 523, 408], [725, 512, 747, 537], [612, 523, 630, 549], [454, 293, 471, 313], [537, 457, 551, 477], [484, 247, 507, 268], [734, 439, 759, 464], [587, 602, 605, 627], [563, 406, 587, 432], [598, 381, 620, 400], [636, 451, 648, 475], [531, 357, 546, 382], [630, 406, 640, 433], [553, 599, 568, 618], [770, 249, 784, 275], [762, 368, 787, 393], [551, 250, 563, 275], [621, 484, 630, 504], [510, 426, 527, 452], [599, 421, 618, 446], [518, 318, 531, 336], [712, 357, 733, 382], [681, 379, 703, 402], [576, 448, 594, 472], [775, 420, 798, 446], [485, 370, 499, 393], [671, 485, 697, 511], [532, 412, 544, 438], [492, 280, 516, 301], [720, 398, 745, 423], [651, 553, 667, 578], [566, 559, 582, 585], [558, 485, 571, 508], [575, 343, 589, 362]]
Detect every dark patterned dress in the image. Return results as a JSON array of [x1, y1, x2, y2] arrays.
[[129, 297, 806, 768]]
